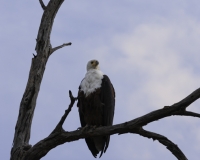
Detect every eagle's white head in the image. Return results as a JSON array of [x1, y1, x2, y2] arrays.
[[87, 60, 100, 71], [81, 59, 103, 96]]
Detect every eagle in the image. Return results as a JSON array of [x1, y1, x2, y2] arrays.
[[77, 60, 115, 158]]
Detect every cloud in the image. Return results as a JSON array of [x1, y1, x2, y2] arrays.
[[110, 14, 200, 110]]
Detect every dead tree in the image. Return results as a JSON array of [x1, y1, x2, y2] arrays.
[[10, 1, 200, 160]]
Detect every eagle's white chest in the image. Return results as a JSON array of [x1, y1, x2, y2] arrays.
[[80, 69, 104, 97]]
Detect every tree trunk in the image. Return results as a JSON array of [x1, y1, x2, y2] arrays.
[[10, 1, 66, 159]]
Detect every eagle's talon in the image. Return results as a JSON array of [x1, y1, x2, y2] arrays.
[[77, 127, 82, 130]]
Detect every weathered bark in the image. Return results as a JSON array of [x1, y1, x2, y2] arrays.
[[10, 0, 200, 160], [10, 0, 71, 160]]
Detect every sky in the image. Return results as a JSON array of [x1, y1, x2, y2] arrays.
[[1, 0, 200, 160]]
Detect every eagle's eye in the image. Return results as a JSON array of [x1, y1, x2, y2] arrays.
[[91, 61, 94, 64]]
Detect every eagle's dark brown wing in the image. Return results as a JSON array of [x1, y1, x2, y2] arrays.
[[99, 75, 115, 157], [77, 86, 100, 158]]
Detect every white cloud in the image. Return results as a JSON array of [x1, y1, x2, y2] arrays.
[[110, 15, 200, 111]]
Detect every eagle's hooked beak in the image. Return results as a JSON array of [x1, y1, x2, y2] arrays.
[[96, 60, 99, 66]]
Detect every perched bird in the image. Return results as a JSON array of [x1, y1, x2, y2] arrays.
[[77, 60, 115, 158]]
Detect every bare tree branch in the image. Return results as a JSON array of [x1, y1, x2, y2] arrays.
[[52, 90, 77, 133], [22, 88, 200, 159], [171, 87, 200, 110], [39, 0, 46, 10], [135, 128, 188, 160], [136, 88, 200, 127], [51, 42, 72, 54]]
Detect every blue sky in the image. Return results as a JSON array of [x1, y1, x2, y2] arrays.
[[1, 0, 200, 159]]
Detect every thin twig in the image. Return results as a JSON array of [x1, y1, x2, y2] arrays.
[[39, 0, 46, 10], [51, 42, 72, 54], [52, 90, 77, 133], [174, 111, 200, 118]]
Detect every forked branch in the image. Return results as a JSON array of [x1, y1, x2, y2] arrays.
[[22, 88, 200, 160], [52, 90, 77, 133], [39, 0, 46, 10], [135, 128, 188, 160]]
